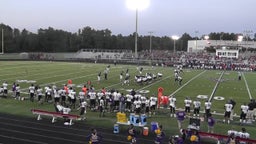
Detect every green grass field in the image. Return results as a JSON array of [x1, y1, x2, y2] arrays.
[[0, 61, 256, 142]]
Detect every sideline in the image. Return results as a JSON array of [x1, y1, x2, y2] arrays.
[[242, 72, 253, 100]]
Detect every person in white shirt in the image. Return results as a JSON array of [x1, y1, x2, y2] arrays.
[[29, 84, 35, 102], [223, 101, 233, 124], [184, 97, 192, 115], [37, 86, 43, 103], [77, 100, 87, 120], [126, 94, 133, 112], [45, 86, 52, 103], [205, 100, 212, 119], [145, 97, 150, 116], [134, 98, 141, 115], [15, 84, 21, 100], [53, 88, 61, 103], [2, 81, 8, 97], [193, 99, 201, 117], [240, 103, 249, 124], [68, 87, 76, 109], [238, 128, 250, 144], [88, 90, 97, 110], [140, 95, 147, 113], [150, 96, 157, 116], [99, 97, 105, 117], [169, 95, 177, 117]]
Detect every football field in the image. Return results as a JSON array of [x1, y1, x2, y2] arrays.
[[0, 61, 256, 142]]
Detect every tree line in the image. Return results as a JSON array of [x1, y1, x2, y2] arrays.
[[0, 23, 255, 53]]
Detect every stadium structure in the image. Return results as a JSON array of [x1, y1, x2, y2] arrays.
[[187, 40, 256, 59]]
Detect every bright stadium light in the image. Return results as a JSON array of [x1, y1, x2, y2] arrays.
[[204, 35, 209, 40], [126, 0, 150, 11], [237, 35, 243, 42], [126, 0, 150, 59], [171, 35, 179, 53]]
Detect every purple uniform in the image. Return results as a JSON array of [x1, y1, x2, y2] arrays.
[[176, 111, 186, 121], [208, 117, 215, 127]]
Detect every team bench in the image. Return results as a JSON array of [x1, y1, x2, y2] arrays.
[[31, 109, 80, 125]]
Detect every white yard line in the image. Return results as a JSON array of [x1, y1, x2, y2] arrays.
[[242, 72, 253, 100], [208, 71, 224, 102], [170, 70, 207, 96]]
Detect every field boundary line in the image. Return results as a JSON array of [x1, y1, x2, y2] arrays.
[[170, 70, 206, 96], [242, 72, 253, 100], [208, 71, 224, 102]]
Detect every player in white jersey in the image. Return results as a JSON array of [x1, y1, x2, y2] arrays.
[[36, 86, 43, 103], [237, 128, 250, 144], [88, 90, 97, 110], [99, 97, 105, 117], [193, 99, 201, 117], [145, 97, 150, 116], [77, 99, 87, 120], [149, 96, 157, 116], [205, 100, 212, 119], [97, 72, 101, 84], [224, 101, 233, 124], [53, 88, 61, 103], [169, 95, 176, 117], [240, 103, 249, 124], [184, 97, 192, 115], [29, 84, 35, 102], [68, 87, 76, 109], [45, 86, 52, 103], [126, 94, 133, 112], [2, 81, 8, 97], [140, 95, 147, 113], [120, 71, 124, 83], [15, 84, 21, 100], [78, 91, 85, 104], [123, 72, 130, 86], [134, 98, 141, 114]]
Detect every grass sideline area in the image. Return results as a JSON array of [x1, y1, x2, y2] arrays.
[[0, 61, 256, 143]]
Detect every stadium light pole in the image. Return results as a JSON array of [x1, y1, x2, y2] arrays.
[[148, 31, 153, 55], [195, 30, 199, 51], [1, 29, 3, 54], [171, 35, 179, 53], [126, 0, 150, 59]]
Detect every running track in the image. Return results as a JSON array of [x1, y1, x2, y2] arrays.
[[0, 113, 165, 144]]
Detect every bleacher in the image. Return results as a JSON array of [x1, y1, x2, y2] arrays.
[[75, 49, 131, 60]]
